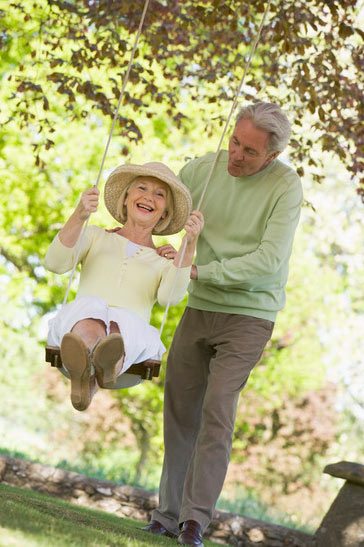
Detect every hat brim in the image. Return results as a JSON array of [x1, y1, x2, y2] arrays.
[[104, 164, 192, 235]]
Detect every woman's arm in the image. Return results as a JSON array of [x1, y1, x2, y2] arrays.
[[173, 210, 204, 267], [156, 210, 204, 306], [59, 187, 99, 248]]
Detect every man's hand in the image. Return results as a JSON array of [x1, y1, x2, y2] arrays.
[[156, 244, 177, 260], [105, 226, 122, 233], [190, 265, 198, 280]]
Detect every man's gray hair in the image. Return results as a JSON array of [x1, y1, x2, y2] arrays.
[[236, 102, 291, 153]]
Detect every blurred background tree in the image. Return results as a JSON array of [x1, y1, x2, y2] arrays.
[[0, 0, 362, 531]]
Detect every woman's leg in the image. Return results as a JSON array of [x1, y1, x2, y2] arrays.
[[109, 321, 120, 334], [61, 329, 99, 411], [92, 321, 125, 386], [49, 298, 111, 409], [71, 318, 107, 350], [61, 317, 107, 410]]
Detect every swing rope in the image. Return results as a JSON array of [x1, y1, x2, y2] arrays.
[[56, 0, 271, 347], [62, 0, 151, 306], [158, 0, 272, 336], [47, 1, 271, 379]]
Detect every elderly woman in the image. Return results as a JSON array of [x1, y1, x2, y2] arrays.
[[45, 162, 204, 411]]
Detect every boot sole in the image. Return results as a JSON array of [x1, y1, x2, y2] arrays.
[[61, 333, 91, 411], [93, 334, 125, 386]]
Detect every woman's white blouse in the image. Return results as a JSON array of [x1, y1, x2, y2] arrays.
[[44, 225, 191, 322]]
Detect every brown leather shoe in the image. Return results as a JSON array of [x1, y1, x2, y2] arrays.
[[142, 519, 178, 539], [178, 520, 204, 546]]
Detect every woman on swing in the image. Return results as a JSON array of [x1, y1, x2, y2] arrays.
[[45, 162, 203, 411]]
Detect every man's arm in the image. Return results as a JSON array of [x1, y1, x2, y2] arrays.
[[195, 181, 303, 287]]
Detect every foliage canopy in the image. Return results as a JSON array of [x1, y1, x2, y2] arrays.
[[2, 0, 363, 195]]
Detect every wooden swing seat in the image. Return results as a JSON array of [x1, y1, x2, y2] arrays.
[[45, 345, 161, 381]]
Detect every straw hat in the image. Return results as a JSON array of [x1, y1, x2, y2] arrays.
[[104, 162, 192, 235]]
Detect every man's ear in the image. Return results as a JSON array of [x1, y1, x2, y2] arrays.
[[269, 151, 280, 161]]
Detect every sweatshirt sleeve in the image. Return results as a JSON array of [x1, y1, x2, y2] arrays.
[[196, 179, 303, 287], [179, 155, 205, 195], [44, 225, 95, 274], [179, 160, 194, 190], [157, 262, 191, 306]]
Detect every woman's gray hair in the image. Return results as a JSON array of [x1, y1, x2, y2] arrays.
[[236, 102, 291, 153], [116, 176, 174, 234]]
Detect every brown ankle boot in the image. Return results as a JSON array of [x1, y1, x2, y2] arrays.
[[60, 332, 95, 411], [92, 333, 125, 387]]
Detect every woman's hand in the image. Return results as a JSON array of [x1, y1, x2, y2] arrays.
[[58, 187, 99, 248], [184, 210, 204, 243], [172, 211, 203, 269], [105, 226, 122, 233], [76, 187, 100, 221], [157, 244, 177, 260]]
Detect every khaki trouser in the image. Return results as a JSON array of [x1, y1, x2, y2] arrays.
[[152, 307, 274, 534]]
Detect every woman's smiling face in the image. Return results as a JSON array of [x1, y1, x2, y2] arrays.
[[124, 176, 169, 229]]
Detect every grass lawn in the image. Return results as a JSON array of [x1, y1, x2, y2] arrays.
[[0, 483, 222, 546]]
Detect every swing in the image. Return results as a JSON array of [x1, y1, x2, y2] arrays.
[[45, 345, 160, 380], [44, 0, 271, 385], [44, 0, 161, 383]]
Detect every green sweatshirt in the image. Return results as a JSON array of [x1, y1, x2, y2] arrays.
[[179, 150, 303, 321]]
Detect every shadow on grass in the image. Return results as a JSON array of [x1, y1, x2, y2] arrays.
[[0, 483, 172, 546], [0, 483, 221, 546]]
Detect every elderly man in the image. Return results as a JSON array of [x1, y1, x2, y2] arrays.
[[144, 102, 303, 546]]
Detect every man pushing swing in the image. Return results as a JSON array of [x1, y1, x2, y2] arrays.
[[144, 102, 303, 546]]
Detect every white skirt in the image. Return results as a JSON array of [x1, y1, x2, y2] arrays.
[[47, 295, 165, 389]]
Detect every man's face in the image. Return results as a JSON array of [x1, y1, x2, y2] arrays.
[[228, 118, 278, 177]]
